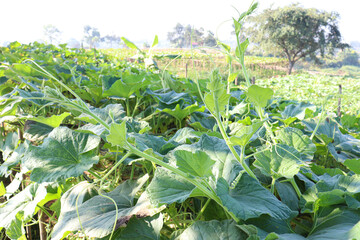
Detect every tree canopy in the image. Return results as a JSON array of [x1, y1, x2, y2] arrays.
[[167, 23, 217, 48], [246, 4, 348, 74]]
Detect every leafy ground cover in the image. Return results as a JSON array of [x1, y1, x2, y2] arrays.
[[1, 4, 360, 240], [257, 73, 360, 115]]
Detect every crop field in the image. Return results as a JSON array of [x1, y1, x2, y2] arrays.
[[257, 74, 360, 115], [1, 37, 360, 240]]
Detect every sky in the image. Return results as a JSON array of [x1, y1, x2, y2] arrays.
[[1, 0, 359, 47]]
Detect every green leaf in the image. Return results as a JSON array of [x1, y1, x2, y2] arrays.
[[229, 120, 264, 147], [107, 121, 127, 147], [240, 38, 249, 54], [52, 175, 156, 240], [275, 181, 299, 211], [111, 213, 163, 240], [0, 183, 47, 229], [344, 159, 360, 174], [300, 175, 360, 212], [121, 37, 142, 53], [174, 220, 251, 240], [173, 135, 243, 184], [233, 19, 242, 37], [277, 127, 316, 161], [204, 70, 231, 116], [0, 182, 5, 196], [161, 103, 205, 121], [50, 182, 98, 240], [103, 74, 148, 99], [28, 112, 70, 128], [151, 35, 159, 48], [23, 121, 53, 142], [228, 72, 239, 83], [216, 174, 295, 220], [307, 208, 360, 240], [281, 102, 316, 120], [246, 85, 273, 108], [174, 150, 215, 178], [146, 168, 197, 205], [254, 144, 303, 179], [6, 211, 26, 240], [23, 127, 100, 183]]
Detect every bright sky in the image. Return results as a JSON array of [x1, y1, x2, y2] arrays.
[[1, 0, 359, 46]]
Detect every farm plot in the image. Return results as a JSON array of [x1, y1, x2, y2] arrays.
[[1, 40, 360, 240]]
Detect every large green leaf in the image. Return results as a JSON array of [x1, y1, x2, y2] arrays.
[[303, 119, 360, 162], [246, 85, 273, 108], [23, 127, 100, 183], [6, 211, 26, 240], [110, 214, 163, 240], [173, 134, 243, 184], [76, 104, 126, 125], [277, 127, 316, 161], [161, 103, 205, 121], [146, 168, 197, 205], [216, 174, 295, 220], [174, 220, 252, 240], [147, 89, 192, 109], [51, 175, 156, 240], [307, 208, 360, 240], [254, 144, 303, 179], [344, 159, 360, 174], [23, 120, 53, 142], [174, 150, 215, 178], [27, 112, 70, 128], [229, 120, 264, 146], [281, 102, 316, 120], [107, 121, 127, 148], [300, 174, 360, 212], [0, 183, 47, 229]]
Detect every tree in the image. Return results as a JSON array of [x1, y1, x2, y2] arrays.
[[101, 34, 122, 48], [203, 31, 217, 47], [83, 25, 101, 49], [43, 25, 61, 44], [167, 24, 213, 48], [246, 4, 348, 74]]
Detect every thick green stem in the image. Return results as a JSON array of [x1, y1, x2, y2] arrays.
[[126, 142, 239, 222], [195, 198, 211, 221], [270, 177, 276, 194], [100, 152, 131, 184], [215, 116, 257, 180], [290, 178, 302, 199]]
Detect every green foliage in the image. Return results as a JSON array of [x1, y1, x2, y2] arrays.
[[1, 4, 360, 239], [246, 4, 348, 74], [167, 23, 217, 48]]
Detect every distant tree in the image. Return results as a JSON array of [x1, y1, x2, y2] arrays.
[[43, 25, 61, 44], [203, 31, 217, 47], [167, 23, 207, 48], [246, 4, 348, 74], [83, 25, 101, 49], [142, 42, 150, 49], [101, 34, 122, 48]]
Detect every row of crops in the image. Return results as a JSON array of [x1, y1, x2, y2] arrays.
[[257, 74, 360, 115], [1, 38, 360, 240]]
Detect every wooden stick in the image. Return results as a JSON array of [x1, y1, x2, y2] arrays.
[[338, 84, 342, 117]]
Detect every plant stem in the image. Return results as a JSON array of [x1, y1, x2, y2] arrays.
[[87, 169, 101, 180], [126, 142, 240, 222], [99, 152, 131, 184], [270, 177, 276, 194], [195, 198, 211, 221], [215, 116, 257, 180], [290, 178, 302, 199]]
